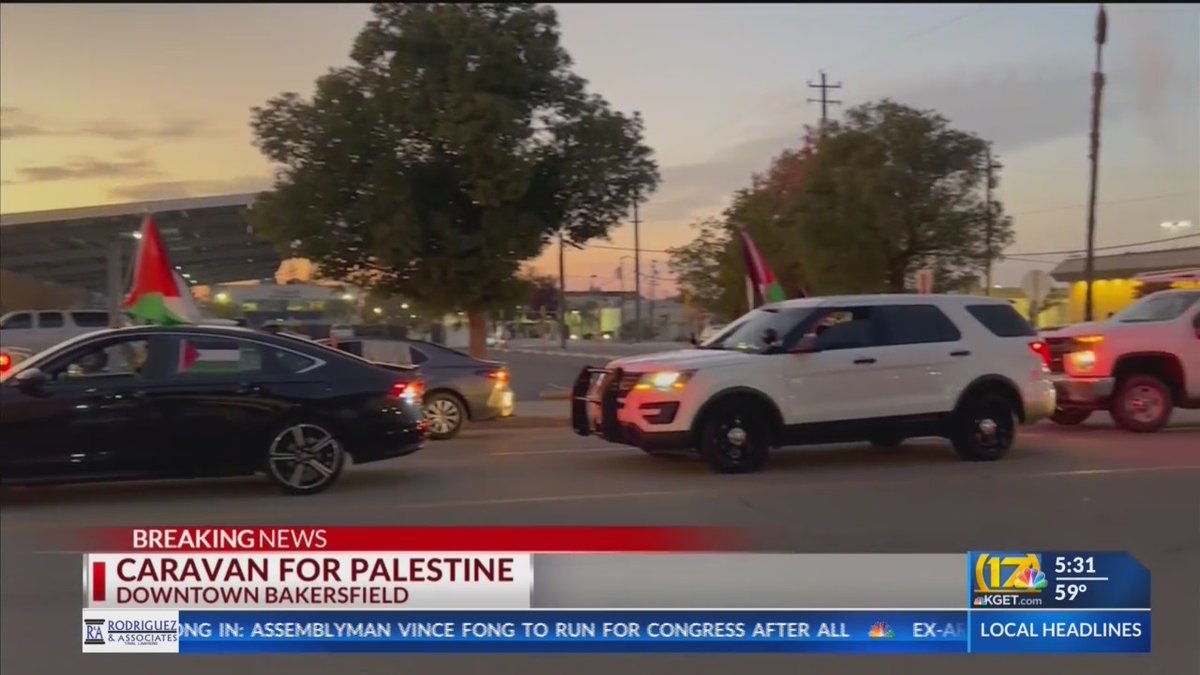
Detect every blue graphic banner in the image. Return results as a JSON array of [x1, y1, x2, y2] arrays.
[[967, 551, 1150, 610], [170, 610, 1150, 654]]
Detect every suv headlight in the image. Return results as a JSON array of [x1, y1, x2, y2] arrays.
[[633, 370, 695, 392]]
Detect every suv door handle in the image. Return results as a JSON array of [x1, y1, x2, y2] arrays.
[[235, 383, 264, 395], [853, 358, 876, 365], [950, 350, 971, 356]]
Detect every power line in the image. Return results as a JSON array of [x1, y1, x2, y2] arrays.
[[826, 6, 990, 74], [1008, 190, 1197, 217], [1006, 232, 1199, 257]]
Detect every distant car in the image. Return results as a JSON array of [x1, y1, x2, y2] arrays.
[[0, 309, 125, 354], [0, 325, 428, 495], [318, 337, 513, 440]]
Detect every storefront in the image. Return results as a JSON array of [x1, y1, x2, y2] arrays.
[[1050, 246, 1200, 323]]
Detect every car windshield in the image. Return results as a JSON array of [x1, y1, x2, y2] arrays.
[[1111, 291, 1200, 323], [699, 307, 813, 353]]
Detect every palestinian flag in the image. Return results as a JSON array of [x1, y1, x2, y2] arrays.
[[178, 338, 244, 374], [738, 229, 790, 308], [122, 214, 203, 325]]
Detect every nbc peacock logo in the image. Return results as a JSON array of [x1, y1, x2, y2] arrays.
[[868, 622, 895, 639], [1013, 566, 1048, 591]]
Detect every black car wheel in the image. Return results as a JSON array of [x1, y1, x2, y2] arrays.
[[1050, 408, 1093, 425], [950, 393, 1017, 461], [265, 423, 346, 495], [697, 400, 771, 474], [424, 392, 466, 440], [1110, 374, 1173, 433]]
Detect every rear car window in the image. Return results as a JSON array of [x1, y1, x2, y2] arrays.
[[965, 304, 1037, 337], [37, 311, 65, 328]]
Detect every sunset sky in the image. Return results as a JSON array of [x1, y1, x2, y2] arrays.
[[1, 3, 1197, 293]]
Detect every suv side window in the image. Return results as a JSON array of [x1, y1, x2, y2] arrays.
[[965, 303, 1037, 337], [0, 312, 33, 330], [38, 311, 65, 328], [811, 307, 883, 351], [877, 305, 962, 345]]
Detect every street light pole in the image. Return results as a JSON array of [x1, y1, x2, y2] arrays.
[[1083, 3, 1108, 322]]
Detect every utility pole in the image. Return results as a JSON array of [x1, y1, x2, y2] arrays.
[[1084, 3, 1108, 322], [632, 189, 642, 342], [557, 232, 567, 349], [648, 260, 659, 339], [984, 146, 995, 295], [807, 70, 842, 127]]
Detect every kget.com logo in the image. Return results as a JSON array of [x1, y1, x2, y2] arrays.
[[973, 553, 1047, 607]]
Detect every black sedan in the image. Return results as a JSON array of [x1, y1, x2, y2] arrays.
[[0, 325, 428, 495]]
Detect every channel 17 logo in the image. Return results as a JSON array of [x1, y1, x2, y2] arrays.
[[974, 553, 1047, 594]]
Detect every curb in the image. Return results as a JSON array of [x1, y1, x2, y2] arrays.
[[538, 389, 571, 400]]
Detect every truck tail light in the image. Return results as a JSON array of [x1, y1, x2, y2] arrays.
[[1028, 341, 1051, 369]]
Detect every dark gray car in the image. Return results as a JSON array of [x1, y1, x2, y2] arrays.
[[317, 337, 513, 440]]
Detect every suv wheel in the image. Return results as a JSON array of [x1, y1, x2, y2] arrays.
[[950, 394, 1017, 461], [1110, 374, 1172, 433], [1050, 408, 1093, 425], [697, 400, 771, 474]]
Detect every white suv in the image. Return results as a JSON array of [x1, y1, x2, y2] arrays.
[[570, 294, 1057, 473]]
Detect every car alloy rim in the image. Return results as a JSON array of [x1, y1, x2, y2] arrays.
[[712, 415, 747, 461], [1125, 385, 1164, 423], [268, 424, 341, 489], [426, 398, 462, 435]]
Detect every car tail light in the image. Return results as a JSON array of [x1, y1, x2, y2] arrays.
[[483, 368, 509, 386], [390, 380, 424, 403], [1028, 340, 1051, 369], [0, 352, 10, 373]]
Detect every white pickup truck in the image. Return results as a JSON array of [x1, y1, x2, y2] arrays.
[[1044, 289, 1200, 432]]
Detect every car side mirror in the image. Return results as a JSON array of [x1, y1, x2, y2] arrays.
[[791, 334, 820, 354], [13, 367, 49, 393]]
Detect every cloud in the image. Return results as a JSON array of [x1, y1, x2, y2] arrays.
[[0, 107, 211, 141], [108, 175, 273, 201], [11, 157, 162, 183]]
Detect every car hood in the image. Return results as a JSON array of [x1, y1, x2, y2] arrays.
[[607, 348, 755, 371]]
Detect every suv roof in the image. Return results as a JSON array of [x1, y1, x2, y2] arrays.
[[763, 293, 1013, 311]]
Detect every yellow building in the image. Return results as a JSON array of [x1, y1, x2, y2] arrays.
[[988, 287, 1070, 328], [1050, 246, 1200, 323]]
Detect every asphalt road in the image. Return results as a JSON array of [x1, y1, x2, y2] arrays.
[[2, 420, 1198, 675]]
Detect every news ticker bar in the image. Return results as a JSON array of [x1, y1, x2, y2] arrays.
[[84, 552, 1151, 611], [80, 609, 1152, 654]]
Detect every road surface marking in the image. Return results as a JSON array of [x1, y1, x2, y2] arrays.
[[1029, 465, 1200, 478], [491, 447, 628, 456]]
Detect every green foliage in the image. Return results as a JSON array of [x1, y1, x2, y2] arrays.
[[669, 99, 1013, 307], [793, 100, 1012, 293], [248, 3, 659, 318]]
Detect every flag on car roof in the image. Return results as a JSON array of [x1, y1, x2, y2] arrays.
[[738, 229, 789, 308], [123, 214, 203, 325]]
